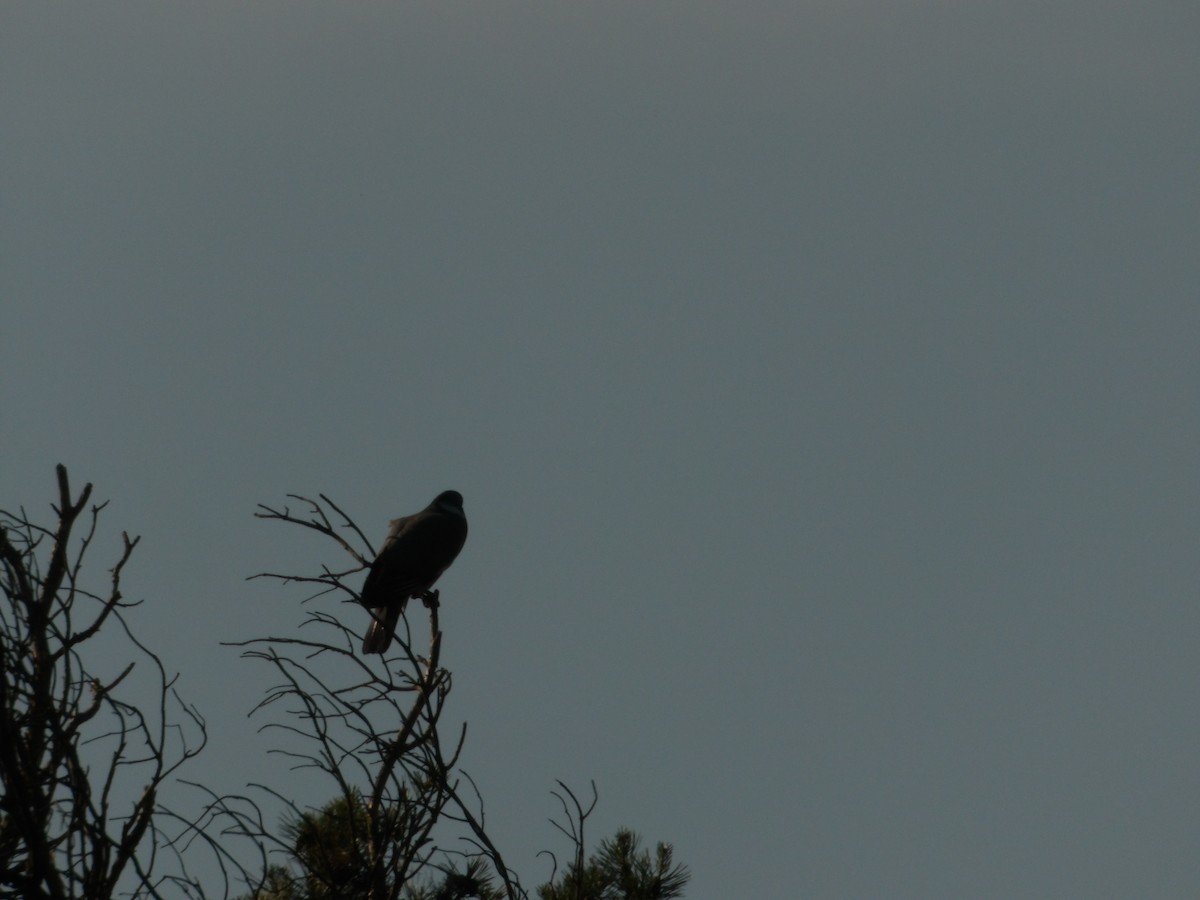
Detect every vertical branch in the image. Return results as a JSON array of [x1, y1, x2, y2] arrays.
[[236, 494, 523, 900], [547, 781, 597, 900], [369, 596, 443, 814]]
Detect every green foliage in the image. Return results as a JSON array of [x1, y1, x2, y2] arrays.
[[237, 796, 689, 900], [281, 790, 375, 898], [538, 830, 689, 900], [235, 792, 504, 900], [401, 860, 505, 900]]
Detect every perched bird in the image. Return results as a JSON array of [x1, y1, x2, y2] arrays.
[[359, 490, 468, 654]]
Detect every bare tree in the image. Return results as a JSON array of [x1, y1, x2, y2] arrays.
[[212, 494, 523, 900], [1, 472, 689, 900], [0, 465, 212, 899]]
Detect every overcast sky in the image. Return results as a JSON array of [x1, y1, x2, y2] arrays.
[[3, 2, 1198, 897]]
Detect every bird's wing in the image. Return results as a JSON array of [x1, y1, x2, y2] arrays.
[[359, 516, 412, 606], [359, 511, 466, 608], [383, 515, 416, 545]]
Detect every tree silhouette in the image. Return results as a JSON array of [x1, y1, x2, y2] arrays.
[[1, 471, 690, 899], [234, 791, 503, 900], [537, 783, 688, 900], [0, 465, 213, 898], [236, 787, 688, 900], [208, 492, 522, 900], [537, 831, 688, 900]]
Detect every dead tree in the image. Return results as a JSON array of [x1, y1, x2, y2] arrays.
[[215, 493, 523, 900], [1, 473, 683, 900], [0, 465, 211, 899]]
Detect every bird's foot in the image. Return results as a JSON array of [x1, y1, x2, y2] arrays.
[[420, 589, 441, 609]]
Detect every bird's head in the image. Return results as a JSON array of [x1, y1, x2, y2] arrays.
[[432, 490, 464, 512]]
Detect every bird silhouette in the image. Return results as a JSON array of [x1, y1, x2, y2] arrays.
[[359, 490, 467, 654]]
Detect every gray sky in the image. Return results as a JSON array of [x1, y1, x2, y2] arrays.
[[3, 2, 1198, 896]]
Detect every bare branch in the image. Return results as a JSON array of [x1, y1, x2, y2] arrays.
[[252, 494, 372, 566], [0, 466, 218, 899], [237, 492, 527, 900]]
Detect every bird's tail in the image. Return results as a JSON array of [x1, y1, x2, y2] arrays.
[[362, 603, 403, 654]]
